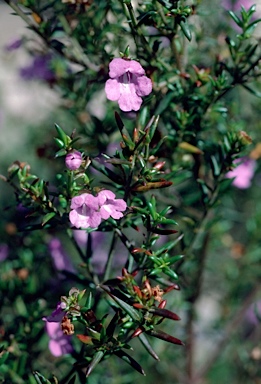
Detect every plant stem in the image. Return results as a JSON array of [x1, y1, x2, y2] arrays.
[[103, 231, 117, 282], [194, 285, 261, 382]]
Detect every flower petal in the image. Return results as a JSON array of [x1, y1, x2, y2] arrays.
[[70, 195, 85, 210], [101, 205, 124, 220], [83, 194, 100, 210], [127, 60, 145, 76], [87, 211, 102, 228], [118, 91, 142, 112], [69, 209, 90, 229], [105, 79, 121, 101], [43, 303, 65, 323], [109, 58, 129, 78], [98, 190, 116, 205], [135, 76, 153, 96]]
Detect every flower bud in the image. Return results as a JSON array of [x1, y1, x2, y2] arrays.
[[238, 131, 252, 146], [65, 150, 82, 170]]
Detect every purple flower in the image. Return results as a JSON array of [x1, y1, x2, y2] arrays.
[[69, 194, 101, 229], [105, 58, 152, 112], [48, 238, 75, 274], [43, 302, 66, 323], [0, 244, 8, 262], [46, 322, 73, 357], [97, 190, 127, 220], [226, 157, 256, 189], [20, 54, 56, 82], [5, 38, 22, 52], [73, 230, 129, 274], [65, 151, 82, 170], [69, 190, 127, 229]]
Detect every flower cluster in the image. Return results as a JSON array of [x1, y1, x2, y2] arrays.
[[69, 190, 127, 229], [105, 58, 152, 112]]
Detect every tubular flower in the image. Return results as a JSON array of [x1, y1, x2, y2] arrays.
[[105, 58, 152, 112], [97, 190, 127, 220], [69, 194, 101, 229], [69, 190, 127, 229], [45, 322, 73, 357]]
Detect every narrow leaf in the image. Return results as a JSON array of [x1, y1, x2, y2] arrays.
[[114, 350, 146, 375], [228, 10, 243, 27], [100, 285, 141, 322], [33, 372, 52, 384], [42, 212, 56, 226], [148, 330, 184, 346], [138, 333, 160, 361], [155, 92, 175, 115], [76, 334, 93, 344], [0, 351, 9, 366], [179, 19, 192, 41], [68, 376, 77, 384], [149, 308, 181, 321], [86, 350, 105, 377], [155, 234, 184, 256]]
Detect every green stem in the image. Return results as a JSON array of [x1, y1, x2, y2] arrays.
[[67, 228, 100, 285], [58, 15, 100, 71], [103, 231, 118, 282], [123, 0, 153, 57]]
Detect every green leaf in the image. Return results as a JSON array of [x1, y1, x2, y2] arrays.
[[86, 350, 105, 377], [100, 285, 141, 322], [138, 333, 160, 361], [210, 155, 220, 177], [155, 92, 175, 115], [165, 254, 184, 265], [228, 11, 243, 27], [137, 11, 157, 27], [55, 123, 69, 146], [53, 137, 65, 149], [68, 376, 77, 384], [179, 19, 192, 41], [155, 234, 184, 256], [241, 84, 261, 98], [114, 350, 146, 375], [162, 267, 179, 280], [55, 148, 67, 157], [33, 371, 52, 384], [0, 351, 9, 366], [42, 212, 56, 226]]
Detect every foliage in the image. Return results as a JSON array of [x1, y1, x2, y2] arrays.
[[1, 1, 261, 383]]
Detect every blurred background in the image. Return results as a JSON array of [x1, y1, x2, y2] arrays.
[[1, 1, 261, 383]]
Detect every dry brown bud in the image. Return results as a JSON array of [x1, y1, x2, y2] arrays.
[[61, 316, 74, 335]]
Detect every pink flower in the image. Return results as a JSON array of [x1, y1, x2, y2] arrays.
[[97, 190, 127, 220], [105, 58, 152, 112], [69, 190, 127, 229], [46, 322, 73, 357], [69, 193, 102, 229], [226, 157, 256, 189], [65, 150, 82, 170]]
